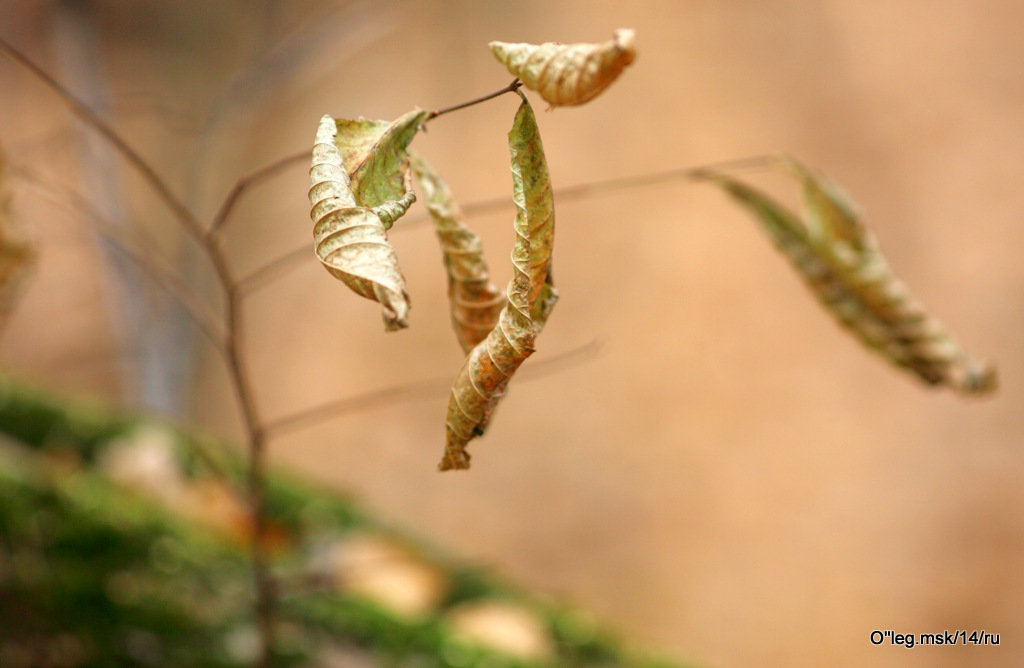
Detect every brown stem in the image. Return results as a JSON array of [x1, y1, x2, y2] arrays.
[[237, 154, 783, 293], [207, 150, 310, 239], [426, 78, 522, 122], [212, 79, 527, 242], [0, 37, 206, 246], [13, 170, 228, 351], [2, 37, 279, 662], [458, 153, 782, 218], [223, 285, 275, 666], [262, 339, 603, 438]]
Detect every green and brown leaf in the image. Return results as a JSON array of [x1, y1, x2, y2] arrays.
[[697, 160, 996, 395], [440, 96, 557, 471], [490, 29, 636, 107], [308, 112, 424, 330], [410, 152, 505, 353]]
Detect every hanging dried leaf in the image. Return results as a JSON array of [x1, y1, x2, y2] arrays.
[[489, 29, 636, 107], [0, 149, 35, 333], [332, 108, 430, 227], [409, 152, 505, 353], [440, 97, 557, 471], [697, 160, 996, 395], [309, 115, 412, 330]]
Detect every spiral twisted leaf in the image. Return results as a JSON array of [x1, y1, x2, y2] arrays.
[[410, 152, 505, 353], [309, 114, 416, 330], [332, 108, 429, 227], [0, 149, 35, 333], [489, 29, 636, 107], [698, 160, 996, 395], [440, 97, 557, 471]]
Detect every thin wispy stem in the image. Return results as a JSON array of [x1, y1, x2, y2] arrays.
[[262, 339, 603, 438], [207, 150, 309, 238], [426, 78, 522, 122], [0, 37, 275, 661], [236, 154, 782, 294], [0, 36, 205, 245], [14, 170, 228, 351], [206, 79, 526, 241]]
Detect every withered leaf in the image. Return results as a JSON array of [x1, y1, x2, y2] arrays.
[[0, 149, 35, 333], [309, 114, 416, 330], [410, 151, 505, 353], [332, 108, 429, 227], [697, 160, 996, 395], [440, 96, 557, 471], [490, 29, 636, 107]]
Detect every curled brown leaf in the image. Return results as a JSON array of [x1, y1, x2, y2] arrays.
[[440, 96, 556, 471], [410, 152, 505, 353], [489, 29, 636, 107], [0, 149, 35, 333], [309, 115, 410, 330], [697, 160, 996, 395]]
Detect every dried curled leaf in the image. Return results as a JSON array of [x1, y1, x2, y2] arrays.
[[332, 108, 429, 227], [409, 152, 505, 353], [440, 97, 557, 471], [490, 29, 636, 107], [309, 114, 416, 330], [697, 160, 996, 395], [0, 150, 35, 333]]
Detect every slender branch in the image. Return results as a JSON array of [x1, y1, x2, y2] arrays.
[[262, 339, 603, 439], [222, 285, 275, 664], [237, 154, 783, 294], [426, 78, 522, 122], [237, 244, 311, 295], [206, 149, 310, 239], [0, 37, 206, 246], [207, 79, 524, 241], [14, 170, 228, 352], [0, 37, 276, 661], [458, 153, 782, 218]]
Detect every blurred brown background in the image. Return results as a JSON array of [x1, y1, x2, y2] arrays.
[[1, 1, 1022, 666]]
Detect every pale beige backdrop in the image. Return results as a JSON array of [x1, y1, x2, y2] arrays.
[[2, 1, 1022, 666]]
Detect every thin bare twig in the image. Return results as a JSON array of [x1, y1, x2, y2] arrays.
[[207, 150, 309, 238], [1, 37, 276, 660], [13, 170, 228, 351], [262, 339, 603, 438], [236, 154, 782, 293], [0, 36, 206, 245], [426, 78, 522, 122], [207, 79, 526, 241], [222, 285, 275, 663]]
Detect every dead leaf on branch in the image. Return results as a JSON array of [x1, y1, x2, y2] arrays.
[[697, 160, 996, 395], [410, 152, 505, 353], [490, 29, 636, 107], [332, 109, 429, 226], [308, 110, 427, 330], [440, 96, 557, 471]]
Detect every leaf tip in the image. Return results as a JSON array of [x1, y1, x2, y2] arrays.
[[612, 28, 637, 64], [438, 447, 470, 471]]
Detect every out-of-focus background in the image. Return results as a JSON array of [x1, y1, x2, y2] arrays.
[[2, 1, 1022, 666]]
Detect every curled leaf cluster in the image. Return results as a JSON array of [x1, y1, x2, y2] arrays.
[[306, 30, 639, 470], [305, 28, 994, 474], [308, 95, 558, 471]]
